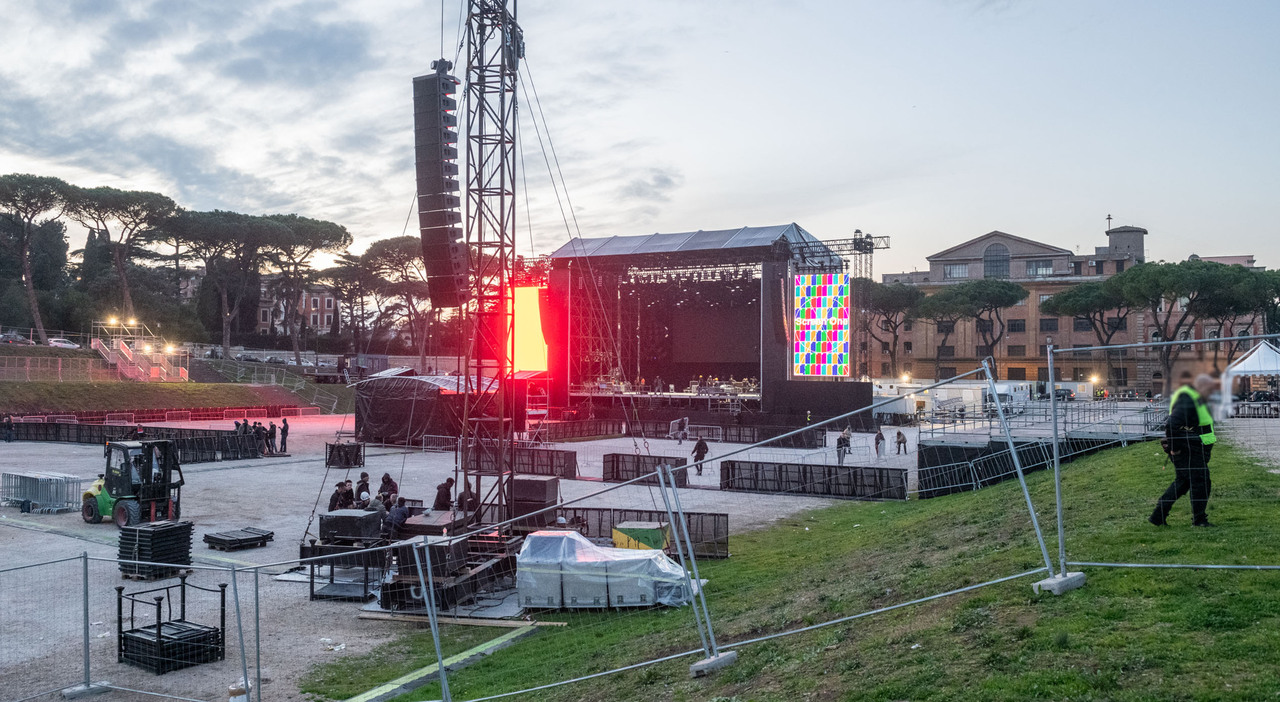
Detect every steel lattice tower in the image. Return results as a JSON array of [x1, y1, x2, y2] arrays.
[[460, 0, 523, 523]]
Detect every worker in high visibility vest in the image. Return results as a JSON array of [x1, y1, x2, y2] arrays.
[[1150, 372, 1218, 527]]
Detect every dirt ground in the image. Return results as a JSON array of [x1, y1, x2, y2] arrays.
[[0, 414, 841, 702]]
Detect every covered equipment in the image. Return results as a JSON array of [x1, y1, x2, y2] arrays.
[[516, 530, 697, 610]]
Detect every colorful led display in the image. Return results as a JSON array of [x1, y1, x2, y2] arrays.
[[791, 273, 850, 377], [512, 286, 548, 372]]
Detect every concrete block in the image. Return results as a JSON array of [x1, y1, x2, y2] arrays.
[[61, 682, 111, 699], [1032, 571, 1086, 596], [689, 650, 738, 677]]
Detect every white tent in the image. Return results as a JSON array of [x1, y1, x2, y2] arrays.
[[1220, 341, 1280, 416]]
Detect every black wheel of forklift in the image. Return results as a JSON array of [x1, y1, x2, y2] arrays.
[[82, 496, 102, 524], [113, 500, 141, 527]]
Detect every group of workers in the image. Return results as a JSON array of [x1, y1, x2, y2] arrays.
[[233, 418, 288, 455], [326, 472, 483, 540]]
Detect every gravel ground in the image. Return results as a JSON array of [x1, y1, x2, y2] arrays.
[[0, 415, 841, 701]]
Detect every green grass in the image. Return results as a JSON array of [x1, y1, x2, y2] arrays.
[[0, 345, 98, 358], [0, 382, 306, 413], [300, 439, 1280, 702], [297, 625, 510, 701]]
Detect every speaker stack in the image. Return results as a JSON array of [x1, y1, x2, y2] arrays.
[[414, 60, 467, 308]]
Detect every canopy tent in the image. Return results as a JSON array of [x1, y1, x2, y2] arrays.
[[1220, 341, 1280, 416]]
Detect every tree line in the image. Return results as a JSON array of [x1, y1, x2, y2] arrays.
[[0, 172, 464, 366], [858, 260, 1280, 385]]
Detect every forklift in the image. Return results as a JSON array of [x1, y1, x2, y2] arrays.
[[82, 439, 185, 527]]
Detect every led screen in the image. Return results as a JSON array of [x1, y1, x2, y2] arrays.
[[791, 273, 850, 377], [512, 286, 547, 372]]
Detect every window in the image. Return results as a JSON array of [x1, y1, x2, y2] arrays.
[[976, 319, 993, 334], [880, 341, 890, 353], [1037, 367, 1049, 382], [1007, 319, 1026, 333], [1073, 368, 1091, 381], [937, 321, 955, 334], [1026, 259, 1054, 277], [260, 309, 268, 323], [1073, 344, 1090, 357], [310, 313, 319, 326], [311, 297, 319, 309], [983, 243, 1010, 279], [902, 363, 913, 373], [881, 362, 890, 376], [1014, 297, 1026, 306], [879, 319, 892, 332], [325, 314, 333, 325], [944, 264, 969, 280], [1007, 367, 1027, 381], [903, 341, 913, 355], [1040, 318, 1059, 332], [326, 298, 334, 309], [975, 345, 993, 357], [1039, 294, 1052, 304], [939, 367, 957, 379], [1109, 367, 1129, 386], [1038, 345, 1047, 356], [1073, 261, 1083, 276], [1115, 260, 1125, 274], [903, 321, 913, 332], [937, 345, 955, 358], [1094, 261, 1104, 275], [1106, 316, 1127, 332], [1008, 345, 1026, 357], [1074, 317, 1093, 332]]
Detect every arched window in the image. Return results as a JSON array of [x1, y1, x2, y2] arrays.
[[983, 243, 1010, 279]]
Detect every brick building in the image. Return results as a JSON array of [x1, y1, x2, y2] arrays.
[[255, 276, 340, 335], [879, 226, 1262, 394]]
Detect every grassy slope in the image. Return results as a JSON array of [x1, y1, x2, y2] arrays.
[[0, 345, 98, 358], [0, 382, 306, 413], [298, 625, 506, 701], [297, 438, 1280, 702]]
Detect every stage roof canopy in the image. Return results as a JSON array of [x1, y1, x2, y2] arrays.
[[548, 223, 831, 261]]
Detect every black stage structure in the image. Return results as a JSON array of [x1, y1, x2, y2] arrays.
[[544, 224, 876, 430]]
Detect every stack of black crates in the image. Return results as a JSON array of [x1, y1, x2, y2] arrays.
[[119, 521, 194, 579]]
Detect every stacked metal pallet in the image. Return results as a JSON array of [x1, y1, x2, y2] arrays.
[[0, 471, 86, 513], [120, 619, 224, 674], [119, 521, 194, 579]]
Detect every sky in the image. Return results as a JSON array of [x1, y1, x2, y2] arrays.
[[2, 0, 1277, 275]]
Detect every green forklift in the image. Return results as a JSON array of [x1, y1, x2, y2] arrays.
[[82, 439, 185, 527]]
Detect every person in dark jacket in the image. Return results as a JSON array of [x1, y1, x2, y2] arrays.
[[836, 428, 851, 466], [691, 437, 710, 476], [267, 422, 278, 454], [1150, 373, 1218, 527], [279, 418, 289, 453], [433, 477, 455, 510], [2, 415, 13, 443], [386, 497, 410, 538], [327, 482, 347, 512], [380, 473, 399, 499], [355, 472, 370, 503]]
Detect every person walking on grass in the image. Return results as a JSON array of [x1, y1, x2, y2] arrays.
[[1150, 372, 1218, 528], [692, 436, 710, 476]]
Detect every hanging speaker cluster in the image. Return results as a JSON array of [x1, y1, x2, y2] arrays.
[[414, 60, 467, 308]]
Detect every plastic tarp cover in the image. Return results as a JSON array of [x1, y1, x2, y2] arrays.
[[354, 376, 461, 445], [516, 530, 696, 609]]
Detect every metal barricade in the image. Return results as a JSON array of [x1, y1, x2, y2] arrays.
[[0, 471, 86, 513]]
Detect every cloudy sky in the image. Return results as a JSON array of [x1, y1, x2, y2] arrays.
[[2, 0, 1277, 274]]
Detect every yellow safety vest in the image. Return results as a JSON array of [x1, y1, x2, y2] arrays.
[[1169, 385, 1216, 445]]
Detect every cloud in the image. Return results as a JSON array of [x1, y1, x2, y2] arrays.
[[618, 168, 684, 203], [184, 18, 376, 89]]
